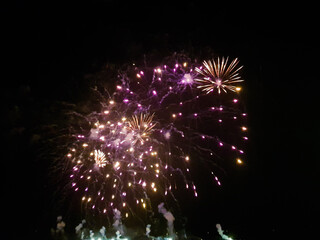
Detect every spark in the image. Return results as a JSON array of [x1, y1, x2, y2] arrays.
[[236, 158, 243, 164], [113, 161, 120, 169]]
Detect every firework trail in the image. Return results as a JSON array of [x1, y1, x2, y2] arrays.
[[64, 54, 247, 219]]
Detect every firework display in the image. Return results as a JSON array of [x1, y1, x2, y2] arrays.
[[65, 54, 247, 219]]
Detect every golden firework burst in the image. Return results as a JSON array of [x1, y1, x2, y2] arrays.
[[195, 57, 243, 94], [94, 149, 107, 167], [127, 113, 156, 144]]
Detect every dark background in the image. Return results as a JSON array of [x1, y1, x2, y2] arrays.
[[2, 1, 319, 239]]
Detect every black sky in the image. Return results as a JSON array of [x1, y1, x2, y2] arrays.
[[2, 1, 320, 240]]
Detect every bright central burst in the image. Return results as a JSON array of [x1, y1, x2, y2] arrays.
[[195, 57, 243, 94], [64, 54, 247, 219]]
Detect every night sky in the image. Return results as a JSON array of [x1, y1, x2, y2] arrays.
[[2, 1, 319, 240]]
